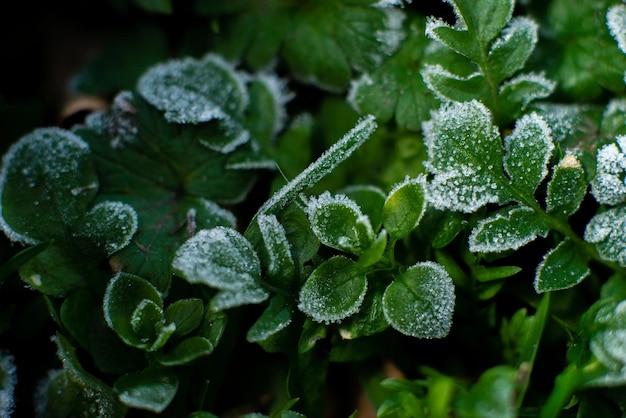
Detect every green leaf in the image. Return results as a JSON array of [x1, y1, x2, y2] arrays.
[[172, 227, 268, 309], [534, 238, 590, 293], [18, 244, 84, 296], [0, 240, 50, 284], [306, 192, 375, 255], [503, 113, 554, 197], [348, 18, 440, 131], [103, 272, 170, 350], [298, 256, 368, 324], [298, 318, 327, 353], [0, 127, 97, 244], [486, 17, 539, 84], [339, 185, 386, 230], [197, 310, 228, 348], [338, 278, 389, 339], [497, 73, 556, 119], [164, 298, 204, 339], [114, 366, 179, 413], [473, 265, 522, 283], [75, 201, 138, 255], [257, 115, 377, 215], [450, 0, 514, 47], [421, 65, 488, 103], [584, 206, 626, 267], [247, 296, 293, 343], [469, 206, 549, 253], [423, 100, 506, 212], [382, 261, 455, 338], [425, 17, 481, 62], [154, 337, 215, 366], [590, 136, 626, 206], [39, 334, 126, 417], [255, 214, 296, 287], [457, 366, 519, 418], [382, 175, 427, 240], [546, 153, 588, 217]]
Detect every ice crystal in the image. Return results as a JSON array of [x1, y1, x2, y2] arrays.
[[608, 5, 626, 56], [591, 136, 626, 205]]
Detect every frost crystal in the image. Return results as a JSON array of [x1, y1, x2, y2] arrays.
[[375, 8, 406, 58], [77, 201, 139, 255], [498, 72, 556, 107], [608, 5, 626, 56], [584, 206, 626, 267], [490, 16, 538, 55], [0, 351, 16, 418], [533, 102, 588, 144], [591, 136, 626, 205], [254, 73, 294, 136]]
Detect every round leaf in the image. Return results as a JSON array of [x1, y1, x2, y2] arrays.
[[114, 366, 179, 413], [382, 175, 427, 240], [383, 261, 455, 338]]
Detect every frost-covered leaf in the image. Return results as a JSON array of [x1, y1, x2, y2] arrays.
[[164, 298, 204, 339], [103, 272, 171, 350], [138, 54, 248, 136], [38, 334, 126, 417], [497, 73, 556, 119], [486, 17, 538, 84], [256, 214, 296, 287], [216, 0, 406, 91], [584, 206, 626, 267], [601, 99, 626, 138], [114, 366, 178, 413], [449, 0, 514, 47], [75, 201, 138, 255], [154, 336, 215, 366], [340, 185, 386, 230], [423, 100, 506, 212], [245, 73, 293, 147], [503, 113, 554, 197], [382, 175, 427, 240], [608, 5, 626, 55], [307, 192, 375, 255], [421, 65, 487, 103], [425, 17, 481, 62], [591, 136, 626, 205], [348, 18, 440, 131], [298, 256, 368, 324], [338, 278, 389, 339], [258, 115, 377, 215], [0, 351, 16, 418], [534, 239, 590, 293], [0, 127, 97, 245], [247, 296, 293, 343], [469, 206, 548, 253], [172, 227, 269, 309], [382, 261, 455, 338], [546, 153, 588, 217]]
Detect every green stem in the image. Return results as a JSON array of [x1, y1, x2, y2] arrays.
[[539, 365, 582, 418]]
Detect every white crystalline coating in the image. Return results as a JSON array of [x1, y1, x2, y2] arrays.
[[603, 98, 626, 121], [172, 227, 263, 292], [78, 201, 139, 255], [584, 206, 626, 267], [382, 261, 455, 339], [196, 198, 237, 229], [0, 127, 93, 245], [257, 213, 294, 279], [254, 73, 294, 136], [347, 73, 374, 114], [421, 64, 484, 102], [587, 300, 626, 386], [489, 16, 538, 56], [373, 0, 412, 7], [258, 115, 377, 215], [591, 136, 626, 205], [210, 285, 269, 311], [469, 206, 547, 253], [498, 72, 556, 107], [534, 103, 588, 144], [608, 5, 626, 55], [534, 239, 590, 293], [137, 54, 249, 126], [0, 351, 16, 418], [503, 112, 554, 194], [425, 16, 456, 43], [375, 7, 407, 58]]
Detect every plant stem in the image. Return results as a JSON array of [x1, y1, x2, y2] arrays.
[[539, 365, 581, 418]]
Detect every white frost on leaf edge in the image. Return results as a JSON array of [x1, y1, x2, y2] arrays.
[[253, 73, 294, 136], [347, 73, 375, 115], [608, 5, 626, 56], [498, 72, 556, 106], [421, 64, 484, 102]]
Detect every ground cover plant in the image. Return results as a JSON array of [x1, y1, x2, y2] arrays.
[[3, 0, 626, 416]]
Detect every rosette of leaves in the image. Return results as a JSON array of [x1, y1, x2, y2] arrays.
[[202, 0, 406, 91], [422, 100, 601, 294], [422, 0, 555, 125]]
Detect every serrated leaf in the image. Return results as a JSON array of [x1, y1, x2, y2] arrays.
[[41, 334, 127, 417], [498, 73, 556, 118], [469, 206, 548, 253], [584, 206, 626, 267], [546, 153, 588, 217], [164, 298, 204, 339], [114, 366, 179, 413], [306, 192, 375, 255], [382, 175, 427, 240], [487, 17, 538, 84], [382, 261, 455, 338], [256, 214, 296, 287], [534, 238, 590, 293], [423, 100, 506, 212], [298, 256, 368, 324], [503, 113, 554, 197], [0, 127, 98, 245], [450, 0, 514, 47], [103, 272, 168, 350], [591, 136, 626, 206], [247, 296, 293, 343], [154, 337, 215, 366], [421, 66, 487, 103], [173, 227, 261, 290], [348, 18, 440, 131], [425, 17, 481, 62], [75, 201, 138, 255]]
